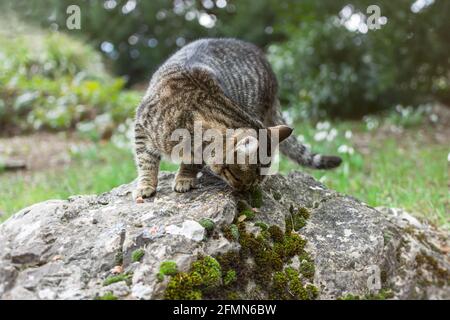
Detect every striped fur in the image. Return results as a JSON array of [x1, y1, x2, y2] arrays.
[[133, 38, 341, 200]]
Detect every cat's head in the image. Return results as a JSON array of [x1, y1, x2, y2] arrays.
[[207, 125, 293, 191]]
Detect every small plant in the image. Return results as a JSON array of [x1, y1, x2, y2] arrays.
[[131, 248, 145, 262], [240, 208, 255, 220], [254, 221, 268, 231], [223, 224, 240, 241], [223, 270, 237, 286], [96, 292, 118, 300], [103, 273, 133, 286], [199, 218, 215, 233], [286, 207, 310, 232], [164, 255, 222, 299], [157, 261, 178, 281]]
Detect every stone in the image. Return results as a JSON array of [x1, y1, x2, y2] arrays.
[[0, 171, 448, 300], [165, 220, 206, 242]]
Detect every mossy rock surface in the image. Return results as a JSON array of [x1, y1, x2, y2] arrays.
[[0, 171, 448, 300]]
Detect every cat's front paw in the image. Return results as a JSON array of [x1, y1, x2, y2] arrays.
[[133, 185, 156, 203], [173, 178, 196, 193]]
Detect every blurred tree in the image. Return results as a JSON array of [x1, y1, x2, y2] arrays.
[[2, 0, 284, 84], [269, 0, 450, 118], [2, 0, 449, 118]]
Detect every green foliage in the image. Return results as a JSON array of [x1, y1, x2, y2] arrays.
[[96, 292, 118, 300], [223, 224, 240, 241], [272, 267, 318, 300], [0, 24, 140, 135], [268, 225, 284, 243], [269, 0, 450, 118], [214, 221, 317, 299], [164, 256, 221, 299], [240, 208, 255, 220], [223, 270, 237, 286], [254, 221, 269, 231], [198, 218, 215, 233], [286, 207, 310, 232], [2, 0, 449, 123], [339, 289, 394, 300], [131, 248, 145, 262], [103, 273, 133, 286], [157, 261, 178, 281], [278, 119, 448, 230]]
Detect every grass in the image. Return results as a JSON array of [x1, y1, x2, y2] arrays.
[[0, 119, 448, 229], [279, 120, 449, 229]]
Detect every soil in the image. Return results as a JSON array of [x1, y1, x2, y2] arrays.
[[0, 132, 91, 173]]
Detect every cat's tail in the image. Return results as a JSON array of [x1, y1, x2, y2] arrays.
[[271, 103, 342, 170]]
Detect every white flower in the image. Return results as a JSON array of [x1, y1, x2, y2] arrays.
[[447, 152, 450, 162], [338, 144, 354, 155], [314, 131, 328, 141], [326, 128, 338, 142], [316, 121, 330, 130], [345, 130, 352, 139]]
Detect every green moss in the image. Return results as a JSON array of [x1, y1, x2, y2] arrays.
[[164, 210, 317, 300], [270, 267, 318, 300], [299, 254, 315, 280], [268, 225, 284, 243], [283, 232, 307, 257], [338, 289, 394, 300], [131, 248, 145, 262], [96, 292, 118, 300], [223, 224, 239, 241], [365, 289, 394, 300], [249, 186, 263, 208], [191, 256, 222, 288], [164, 256, 222, 300], [254, 221, 268, 231], [199, 218, 215, 233], [164, 272, 203, 300], [223, 270, 237, 286], [338, 293, 361, 300], [415, 251, 449, 286], [240, 208, 256, 220], [103, 273, 133, 286], [227, 291, 241, 300], [286, 207, 310, 232], [157, 261, 178, 281]]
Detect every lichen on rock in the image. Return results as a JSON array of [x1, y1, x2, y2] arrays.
[[0, 171, 448, 300]]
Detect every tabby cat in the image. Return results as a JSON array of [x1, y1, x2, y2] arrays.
[[133, 38, 341, 201]]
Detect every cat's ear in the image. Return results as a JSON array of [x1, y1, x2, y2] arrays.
[[268, 125, 293, 144], [235, 135, 259, 155]]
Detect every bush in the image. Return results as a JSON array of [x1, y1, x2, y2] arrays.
[[268, 1, 450, 119], [268, 19, 392, 119], [0, 24, 140, 137]]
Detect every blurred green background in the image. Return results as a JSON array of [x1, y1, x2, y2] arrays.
[[0, 0, 448, 228]]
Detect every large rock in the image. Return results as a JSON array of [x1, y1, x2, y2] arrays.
[[0, 171, 448, 300]]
